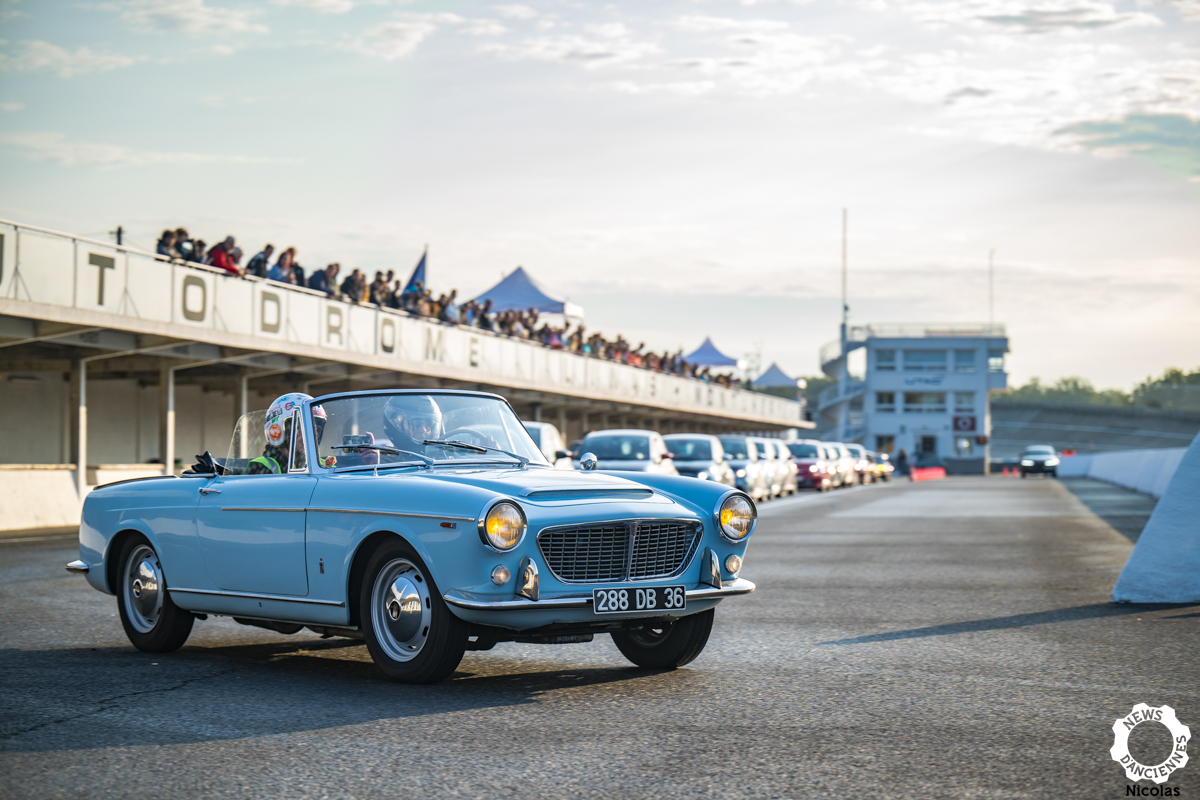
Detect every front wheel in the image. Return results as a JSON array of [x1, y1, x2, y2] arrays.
[[611, 609, 714, 669], [116, 535, 194, 652], [360, 538, 468, 684]]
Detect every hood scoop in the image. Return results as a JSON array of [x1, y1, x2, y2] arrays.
[[520, 485, 654, 501]]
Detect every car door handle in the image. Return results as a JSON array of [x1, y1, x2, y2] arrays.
[[199, 487, 222, 495]]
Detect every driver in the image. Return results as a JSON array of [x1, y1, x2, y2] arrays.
[[249, 392, 329, 474], [381, 394, 444, 455]]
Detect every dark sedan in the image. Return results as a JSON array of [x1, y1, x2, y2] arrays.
[[1020, 445, 1060, 477]]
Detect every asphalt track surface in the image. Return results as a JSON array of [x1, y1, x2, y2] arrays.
[[2, 477, 1197, 799]]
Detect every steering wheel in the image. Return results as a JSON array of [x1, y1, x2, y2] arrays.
[[443, 428, 499, 449]]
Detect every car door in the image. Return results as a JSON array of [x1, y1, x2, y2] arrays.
[[194, 472, 316, 597]]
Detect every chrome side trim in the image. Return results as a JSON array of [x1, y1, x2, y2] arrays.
[[442, 578, 755, 611], [169, 588, 345, 607], [65, 560, 89, 574], [308, 507, 476, 522], [219, 507, 302, 512]]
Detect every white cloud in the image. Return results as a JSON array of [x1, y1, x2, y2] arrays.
[[673, 15, 790, 33], [482, 22, 660, 68], [0, 101, 24, 111], [104, 0, 268, 35], [273, 0, 354, 12], [346, 20, 438, 61], [901, 1, 1163, 33], [494, 4, 537, 20], [0, 131, 298, 168], [462, 19, 508, 37], [0, 40, 140, 77]]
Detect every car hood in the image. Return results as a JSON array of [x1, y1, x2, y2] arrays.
[[417, 465, 652, 496]]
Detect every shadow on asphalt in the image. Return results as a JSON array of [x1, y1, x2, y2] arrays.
[[0, 637, 667, 753], [819, 602, 1200, 645]]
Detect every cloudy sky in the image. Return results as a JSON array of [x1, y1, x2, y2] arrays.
[[1, 0, 1197, 388]]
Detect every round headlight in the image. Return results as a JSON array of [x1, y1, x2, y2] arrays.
[[717, 494, 755, 542], [480, 501, 525, 551], [736, 468, 746, 478]]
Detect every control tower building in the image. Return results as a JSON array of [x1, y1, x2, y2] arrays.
[[817, 324, 1009, 474]]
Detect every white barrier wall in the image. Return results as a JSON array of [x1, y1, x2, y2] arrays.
[[1057, 447, 1188, 498]]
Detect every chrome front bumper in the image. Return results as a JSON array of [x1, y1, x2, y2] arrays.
[[65, 560, 89, 574], [443, 578, 755, 611]]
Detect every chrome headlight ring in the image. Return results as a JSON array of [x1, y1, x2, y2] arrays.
[[713, 489, 757, 543], [476, 498, 528, 552]]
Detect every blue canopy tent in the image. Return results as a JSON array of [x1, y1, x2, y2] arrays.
[[752, 362, 798, 389], [471, 266, 584, 318], [684, 337, 740, 368]]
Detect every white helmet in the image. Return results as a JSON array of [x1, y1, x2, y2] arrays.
[[264, 392, 313, 446]]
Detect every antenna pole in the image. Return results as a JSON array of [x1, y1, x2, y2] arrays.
[[841, 209, 848, 325], [838, 208, 849, 442], [988, 248, 995, 325]]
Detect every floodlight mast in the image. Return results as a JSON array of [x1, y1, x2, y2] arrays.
[[837, 208, 849, 442], [989, 248, 995, 325]]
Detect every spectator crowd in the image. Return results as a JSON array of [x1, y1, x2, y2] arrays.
[[156, 227, 742, 388]]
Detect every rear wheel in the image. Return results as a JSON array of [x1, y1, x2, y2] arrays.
[[611, 609, 714, 669], [116, 535, 194, 653], [360, 538, 468, 684]]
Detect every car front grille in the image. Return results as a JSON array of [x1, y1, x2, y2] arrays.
[[536, 520, 701, 583]]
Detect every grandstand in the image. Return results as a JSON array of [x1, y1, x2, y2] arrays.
[[990, 401, 1200, 459]]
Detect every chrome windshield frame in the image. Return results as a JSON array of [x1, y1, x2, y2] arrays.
[[305, 389, 548, 473]]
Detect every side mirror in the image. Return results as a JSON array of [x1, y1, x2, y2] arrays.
[[554, 450, 571, 460], [580, 452, 598, 471]]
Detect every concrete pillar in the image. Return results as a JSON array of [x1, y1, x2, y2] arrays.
[[531, 402, 542, 422], [162, 368, 176, 476], [581, 412, 589, 436], [558, 406, 567, 438], [74, 359, 86, 500], [239, 374, 250, 458]]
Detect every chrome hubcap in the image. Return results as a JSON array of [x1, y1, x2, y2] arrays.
[[372, 559, 431, 662], [123, 545, 164, 633]]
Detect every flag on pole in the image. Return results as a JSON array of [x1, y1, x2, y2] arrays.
[[403, 246, 427, 293]]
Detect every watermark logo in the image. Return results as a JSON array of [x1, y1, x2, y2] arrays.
[[1111, 703, 1190, 786]]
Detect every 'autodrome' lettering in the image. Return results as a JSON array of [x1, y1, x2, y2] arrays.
[[260, 291, 281, 333], [181, 274, 206, 322]]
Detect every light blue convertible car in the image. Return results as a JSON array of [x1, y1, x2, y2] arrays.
[[68, 389, 757, 683]]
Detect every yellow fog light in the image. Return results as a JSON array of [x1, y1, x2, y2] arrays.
[[479, 501, 526, 551], [716, 494, 755, 542]]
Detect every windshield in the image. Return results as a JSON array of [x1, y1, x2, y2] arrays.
[[582, 434, 650, 460], [664, 438, 713, 460], [719, 438, 751, 460], [787, 443, 819, 458], [1024, 445, 1055, 455], [315, 393, 547, 468], [754, 441, 774, 458]]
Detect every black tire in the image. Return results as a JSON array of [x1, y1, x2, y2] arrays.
[[115, 534, 194, 653], [1020, 471, 1027, 479], [359, 537, 468, 684], [611, 609, 715, 669]]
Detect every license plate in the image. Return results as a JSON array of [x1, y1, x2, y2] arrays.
[[592, 585, 685, 614]]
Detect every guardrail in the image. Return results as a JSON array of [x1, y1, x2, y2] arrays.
[[1058, 445, 1191, 498], [0, 218, 802, 425]]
